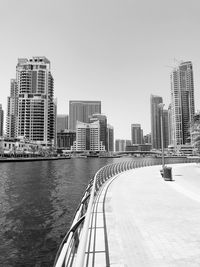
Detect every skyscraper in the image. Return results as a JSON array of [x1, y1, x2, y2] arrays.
[[0, 104, 4, 137], [6, 79, 18, 138], [170, 61, 195, 146], [69, 100, 101, 130], [150, 95, 163, 149], [131, 124, 143, 145], [16, 57, 55, 144], [163, 109, 169, 149]]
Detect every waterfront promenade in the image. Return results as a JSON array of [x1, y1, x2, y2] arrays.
[[84, 163, 200, 266]]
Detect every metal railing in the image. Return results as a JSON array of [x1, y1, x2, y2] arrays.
[[53, 156, 198, 267]]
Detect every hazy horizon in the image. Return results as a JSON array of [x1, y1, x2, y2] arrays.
[[1, 0, 200, 139]]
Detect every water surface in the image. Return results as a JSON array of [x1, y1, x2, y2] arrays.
[[0, 158, 122, 266]]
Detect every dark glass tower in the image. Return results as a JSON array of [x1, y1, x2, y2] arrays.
[[150, 95, 163, 149], [69, 101, 101, 131]]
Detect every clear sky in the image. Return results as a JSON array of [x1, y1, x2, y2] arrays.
[[1, 0, 200, 139]]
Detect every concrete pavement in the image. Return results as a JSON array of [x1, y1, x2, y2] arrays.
[[103, 163, 200, 267]]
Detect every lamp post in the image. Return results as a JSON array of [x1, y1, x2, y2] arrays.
[[159, 103, 165, 171]]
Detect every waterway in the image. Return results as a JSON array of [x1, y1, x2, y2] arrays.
[[0, 157, 125, 267]]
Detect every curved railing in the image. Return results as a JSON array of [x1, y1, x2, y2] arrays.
[[53, 156, 198, 267]]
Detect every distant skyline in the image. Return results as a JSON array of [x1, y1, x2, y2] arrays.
[[1, 0, 200, 139]]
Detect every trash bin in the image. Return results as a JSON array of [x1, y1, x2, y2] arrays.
[[163, 166, 172, 181]]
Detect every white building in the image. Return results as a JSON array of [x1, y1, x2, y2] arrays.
[[15, 57, 55, 145], [71, 121, 105, 152]]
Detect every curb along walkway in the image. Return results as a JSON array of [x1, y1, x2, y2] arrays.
[[94, 163, 200, 267]]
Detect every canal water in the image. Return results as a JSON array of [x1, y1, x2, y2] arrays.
[[0, 158, 124, 267]]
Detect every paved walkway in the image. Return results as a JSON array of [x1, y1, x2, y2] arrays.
[[100, 163, 200, 267]]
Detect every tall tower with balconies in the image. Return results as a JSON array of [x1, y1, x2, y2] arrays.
[[170, 61, 195, 146], [16, 57, 55, 145]]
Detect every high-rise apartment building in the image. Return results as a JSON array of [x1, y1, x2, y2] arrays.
[[57, 114, 68, 133], [90, 114, 107, 151], [6, 79, 18, 138], [170, 61, 195, 146], [150, 95, 163, 149], [15, 57, 55, 144], [69, 100, 101, 131], [0, 104, 4, 137], [71, 121, 105, 152], [131, 124, 143, 144]]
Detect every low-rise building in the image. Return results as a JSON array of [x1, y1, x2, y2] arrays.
[[57, 130, 76, 150], [71, 121, 105, 152]]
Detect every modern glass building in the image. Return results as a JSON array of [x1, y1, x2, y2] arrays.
[[150, 95, 163, 149], [0, 104, 4, 137], [107, 124, 114, 152], [69, 100, 101, 131], [131, 124, 143, 145]]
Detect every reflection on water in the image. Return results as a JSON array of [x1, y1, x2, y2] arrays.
[[0, 158, 121, 266]]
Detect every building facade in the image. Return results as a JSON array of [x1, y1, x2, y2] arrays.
[[170, 61, 195, 147], [6, 79, 18, 138], [57, 114, 68, 133], [150, 95, 163, 149], [131, 124, 143, 144], [115, 139, 131, 152], [0, 104, 4, 137], [71, 121, 105, 152], [90, 113, 107, 151], [190, 112, 200, 154], [69, 100, 101, 131], [57, 130, 76, 150], [15, 57, 55, 145], [168, 104, 173, 146], [163, 109, 169, 149], [126, 144, 152, 152], [107, 124, 114, 152], [143, 133, 151, 144]]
